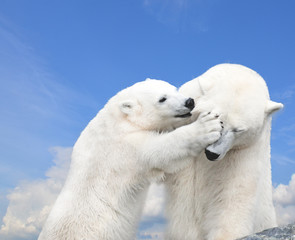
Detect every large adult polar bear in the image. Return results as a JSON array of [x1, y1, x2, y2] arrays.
[[165, 64, 283, 240], [38, 79, 222, 240]]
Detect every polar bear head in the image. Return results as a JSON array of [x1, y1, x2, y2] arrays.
[[108, 79, 195, 131], [180, 64, 283, 161]]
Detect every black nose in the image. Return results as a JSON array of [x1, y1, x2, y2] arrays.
[[185, 98, 195, 110], [205, 149, 220, 161]]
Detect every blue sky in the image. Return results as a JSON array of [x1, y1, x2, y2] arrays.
[[0, 0, 295, 239]]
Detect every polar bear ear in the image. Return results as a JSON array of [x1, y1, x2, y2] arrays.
[[265, 100, 283, 115], [119, 100, 137, 115], [198, 77, 213, 94]]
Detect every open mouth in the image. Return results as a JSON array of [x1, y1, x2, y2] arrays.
[[175, 112, 192, 118]]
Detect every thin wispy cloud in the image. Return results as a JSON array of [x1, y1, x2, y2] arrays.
[[275, 122, 295, 152], [279, 123, 295, 133], [0, 15, 98, 190], [0, 22, 97, 126], [0, 13, 99, 118], [274, 85, 295, 102], [272, 154, 295, 166], [142, 0, 214, 32], [281, 89, 295, 100]]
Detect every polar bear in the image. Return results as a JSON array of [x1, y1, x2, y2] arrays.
[[165, 64, 283, 240], [38, 79, 222, 240]]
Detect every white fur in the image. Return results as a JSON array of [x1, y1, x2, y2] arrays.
[[38, 79, 222, 240], [165, 64, 283, 240]]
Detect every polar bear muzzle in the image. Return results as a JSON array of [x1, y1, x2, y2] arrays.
[[205, 149, 220, 161], [175, 98, 195, 118], [184, 98, 195, 110]]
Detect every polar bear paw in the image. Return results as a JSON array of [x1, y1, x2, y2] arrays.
[[199, 111, 223, 143], [189, 111, 223, 155]]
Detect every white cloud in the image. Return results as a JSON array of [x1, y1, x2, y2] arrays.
[[0, 147, 167, 239], [137, 183, 166, 239], [142, 183, 166, 219], [0, 147, 72, 240], [273, 173, 295, 225]]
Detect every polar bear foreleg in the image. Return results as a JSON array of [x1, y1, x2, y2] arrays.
[[140, 112, 222, 173]]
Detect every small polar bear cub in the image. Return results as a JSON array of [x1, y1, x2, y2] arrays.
[[38, 79, 222, 240]]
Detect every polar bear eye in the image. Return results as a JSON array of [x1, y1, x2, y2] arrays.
[[232, 128, 246, 133], [159, 97, 167, 103]]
